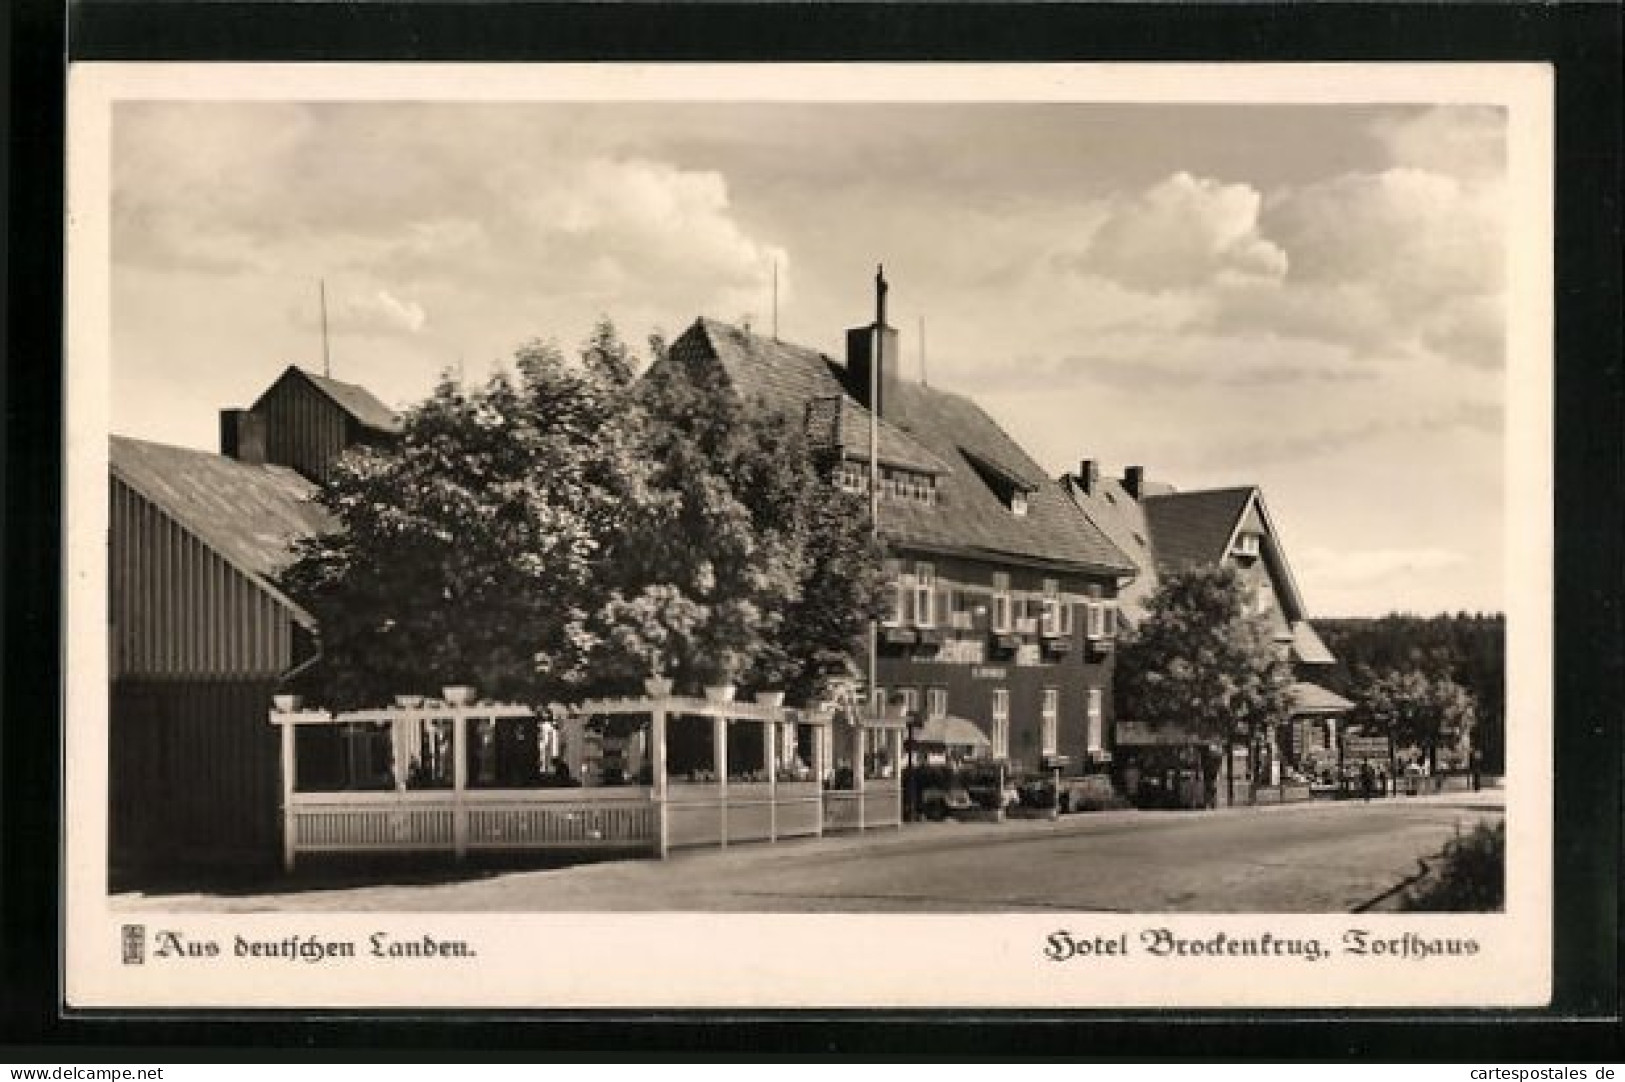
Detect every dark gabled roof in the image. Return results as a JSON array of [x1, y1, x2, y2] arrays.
[[682, 319, 948, 476], [666, 319, 1135, 575], [871, 377, 1135, 574], [805, 394, 953, 476], [1141, 487, 1257, 574], [256, 366, 404, 434], [109, 435, 333, 627]]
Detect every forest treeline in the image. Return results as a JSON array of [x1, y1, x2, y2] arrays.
[[1316, 612, 1506, 772]]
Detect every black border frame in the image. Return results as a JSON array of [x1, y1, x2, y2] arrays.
[[5, 0, 1621, 1059]]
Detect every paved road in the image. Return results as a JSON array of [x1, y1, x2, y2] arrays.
[[119, 792, 1502, 913]]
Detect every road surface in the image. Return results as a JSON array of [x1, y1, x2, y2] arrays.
[[118, 792, 1502, 913]]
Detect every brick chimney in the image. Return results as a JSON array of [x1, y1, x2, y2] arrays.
[[219, 408, 267, 465], [1123, 465, 1146, 500], [1077, 459, 1100, 495]]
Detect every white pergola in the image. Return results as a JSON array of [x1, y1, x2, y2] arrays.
[[269, 692, 905, 869]]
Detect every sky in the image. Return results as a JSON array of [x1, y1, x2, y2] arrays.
[[109, 99, 1510, 618]]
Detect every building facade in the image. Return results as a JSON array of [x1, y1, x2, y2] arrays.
[[108, 435, 331, 876], [1062, 463, 1347, 802], [658, 312, 1137, 779]]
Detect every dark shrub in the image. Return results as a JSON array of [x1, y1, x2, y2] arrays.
[[1401, 820, 1504, 911]]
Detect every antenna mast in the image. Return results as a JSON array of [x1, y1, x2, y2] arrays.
[[319, 279, 331, 378], [919, 315, 927, 386]]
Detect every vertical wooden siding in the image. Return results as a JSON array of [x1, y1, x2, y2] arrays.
[[109, 677, 283, 874], [109, 476, 293, 679], [259, 373, 350, 483]]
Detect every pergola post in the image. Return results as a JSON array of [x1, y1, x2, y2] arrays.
[[277, 715, 296, 872], [855, 725, 867, 831], [765, 716, 778, 842], [891, 728, 905, 829], [451, 709, 468, 861], [652, 702, 668, 859], [714, 712, 729, 847]]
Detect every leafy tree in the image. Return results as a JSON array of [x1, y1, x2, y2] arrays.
[[1349, 666, 1478, 775], [1318, 613, 1504, 771], [1115, 565, 1295, 802], [580, 315, 638, 387], [285, 316, 884, 709], [586, 334, 884, 699], [280, 336, 650, 707]]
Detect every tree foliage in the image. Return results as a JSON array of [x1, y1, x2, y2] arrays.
[[1348, 666, 1477, 772], [1115, 565, 1295, 748], [584, 334, 884, 698], [282, 319, 884, 709], [280, 339, 649, 707]]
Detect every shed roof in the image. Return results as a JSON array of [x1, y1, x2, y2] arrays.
[[1289, 680, 1354, 715], [109, 435, 333, 627]]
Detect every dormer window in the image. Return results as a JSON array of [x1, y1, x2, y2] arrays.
[[961, 447, 1037, 517], [1234, 532, 1262, 559]]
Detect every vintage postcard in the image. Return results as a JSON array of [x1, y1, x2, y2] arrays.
[[65, 62, 1552, 1009]]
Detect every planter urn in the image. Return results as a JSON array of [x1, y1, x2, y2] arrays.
[[703, 684, 738, 704]]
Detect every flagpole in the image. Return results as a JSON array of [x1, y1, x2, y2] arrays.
[[869, 265, 885, 728]]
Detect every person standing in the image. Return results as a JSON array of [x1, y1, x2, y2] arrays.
[[1359, 761, 1374, 802]]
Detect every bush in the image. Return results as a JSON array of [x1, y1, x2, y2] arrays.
[[1401, 820, 1504, 911]]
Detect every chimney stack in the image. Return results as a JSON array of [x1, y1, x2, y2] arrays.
[[220, 408, 267, 465], [846, 268, 901, 419], [1123, 465, 1146, 500], [1078, 459, 1100, 495]]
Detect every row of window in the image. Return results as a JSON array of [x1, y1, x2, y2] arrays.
[[877, 685, 1105, 761], [834, 462, 939, 506], [884, 563, 1119, 639]]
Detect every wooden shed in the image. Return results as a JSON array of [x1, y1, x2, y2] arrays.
[[108, 435, 333, 878], [245, 365, 402, 483]]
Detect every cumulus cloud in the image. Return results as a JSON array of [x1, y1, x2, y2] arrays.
[[1367, 105, 1506, 180], [1081, 172, 1287, 291], [289, 288, 429, 337], [112, 103, 788, 359]]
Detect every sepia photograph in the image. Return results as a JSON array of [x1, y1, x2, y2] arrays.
[[63, 62, 1553, 1009]]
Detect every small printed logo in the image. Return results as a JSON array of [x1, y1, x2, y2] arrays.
[[121, 924, 145, 965]]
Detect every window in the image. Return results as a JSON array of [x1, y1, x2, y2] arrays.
[[883, 561, 910, 626], [1041, 688, 1060, 756], [1085, 601, 1105, 639], [926, 687, 948, 719], [915, 563, 936, 627], [871, 687, 886, 717], [991, 690, 1010, 760], [1102, 603, 1116, 638], [1059, 594, 1076, 637], [992, 572, 1012, 632], [1040, 579, 1061, 637], [1010, 491, 1029, 517], [1255, 583, 1274, 617], [1086, 688, 1104, 752], [1234, 532, 1261, 558], [897, 688, 919, 719]]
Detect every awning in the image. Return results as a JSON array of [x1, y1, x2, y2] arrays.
[[915, 715, 991, 748]]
